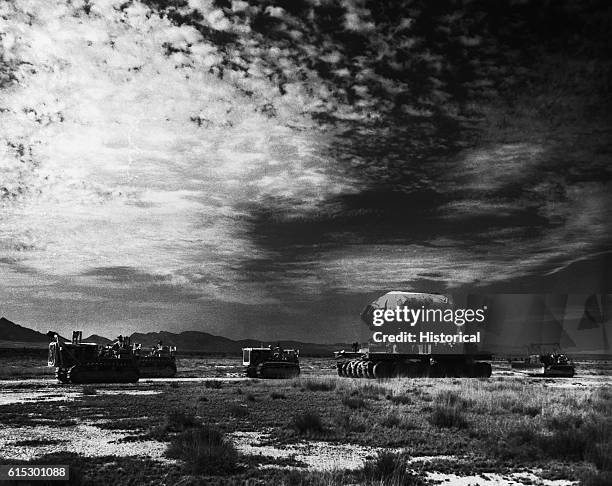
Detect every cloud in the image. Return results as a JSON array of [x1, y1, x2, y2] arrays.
[[1, 0, 610, 342], [0, 0, 364, 305]]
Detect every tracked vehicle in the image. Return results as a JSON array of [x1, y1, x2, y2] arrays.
[[134, 343, 177, 378], [510, 344, 575, 377], [48, 331, 139, 384], [507, 295, 577, 378], [335, 292, 492, 378], [242, 346, 300, 379]]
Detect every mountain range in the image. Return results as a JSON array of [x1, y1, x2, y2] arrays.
[[0, 317, 50, 342], [0, 317, 346, 355]]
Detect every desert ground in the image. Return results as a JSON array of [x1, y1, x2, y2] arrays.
[[0, 356, 611, 486]]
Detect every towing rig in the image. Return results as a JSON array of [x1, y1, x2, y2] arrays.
[[510, 343, 575, 377], [133, 343, 177, 378], [242, 346, 300, 379], [48, 331, 139, 384], [335, 292, 492, 378]]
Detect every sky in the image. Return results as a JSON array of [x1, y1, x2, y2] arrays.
[[0, 0, 610, 344]]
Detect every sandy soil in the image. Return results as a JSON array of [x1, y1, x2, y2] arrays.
[[426, 471, 574, 486], [1, 423, 580, 486], [0, 424, 169, 462]]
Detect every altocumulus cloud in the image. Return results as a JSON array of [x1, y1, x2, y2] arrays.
[[0, 0, 358, 306]]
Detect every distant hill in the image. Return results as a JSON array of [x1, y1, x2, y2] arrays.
[[82, 334, 113, 345], [0, 317, 49, 343], [130, 330, 251, 353], [0, 319, 346, 355], [129, 330, 344, 355]]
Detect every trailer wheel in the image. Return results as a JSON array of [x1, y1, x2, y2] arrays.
[[356, 361, 365, 378], [475, 362, 492, 378], [341, 361, 350, 377], [447, 363, 465, 378], [392, 362, 407, 378], [373, 361, 392, 379], [344, 361, 352, 377], [364, 361, 374, 379], [429, 362, 446, 378], [352, 361, 360, 378], [404, 362, 420, 377], [345, 360, 354, 378], [372, 361, 384, 379]]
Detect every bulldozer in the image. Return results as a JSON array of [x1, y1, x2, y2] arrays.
[[335, 292, 492, 378], [510, 343, 575, 377], [242, 345, 300, 378], [48, 331, 139, 384], [133, 342, 178, 378]]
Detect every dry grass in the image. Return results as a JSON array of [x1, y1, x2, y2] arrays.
[[166, 424, 238, 475], [294, 377, 337, 392], [581, 470, 612, 486], [148, 409, 199, 439], [291, 411, 324, 436], [204, 380, 222, 389], [334, 411, 367, 433], [379, 410, 415, 430], [429, 403, 469, 429], [387, 393, 413, 405], [0, 354, 53, 379], [459, 382, 612, 467], [1, 355, 610, 484], [362, 451, 426, 486], [228, 403, 249, 418], [341, 395, 367, 410]]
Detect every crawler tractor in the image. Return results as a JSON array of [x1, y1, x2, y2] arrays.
[[242, 346, 300, 379], [48, 331, 139, 384], [134, 343, 178, 378], [510, 343, 575, 377]]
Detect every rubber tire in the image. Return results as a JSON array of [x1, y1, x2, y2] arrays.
[[364, 361, 374, 379], [356, 361, 365, 378], [475, 362, 492, 378], [341, 361, 350, 377], [347, 360, 357, 378], [373, 361, 392, 379]]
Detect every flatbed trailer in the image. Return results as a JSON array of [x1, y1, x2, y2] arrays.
[[335, 351, 493, 378]]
